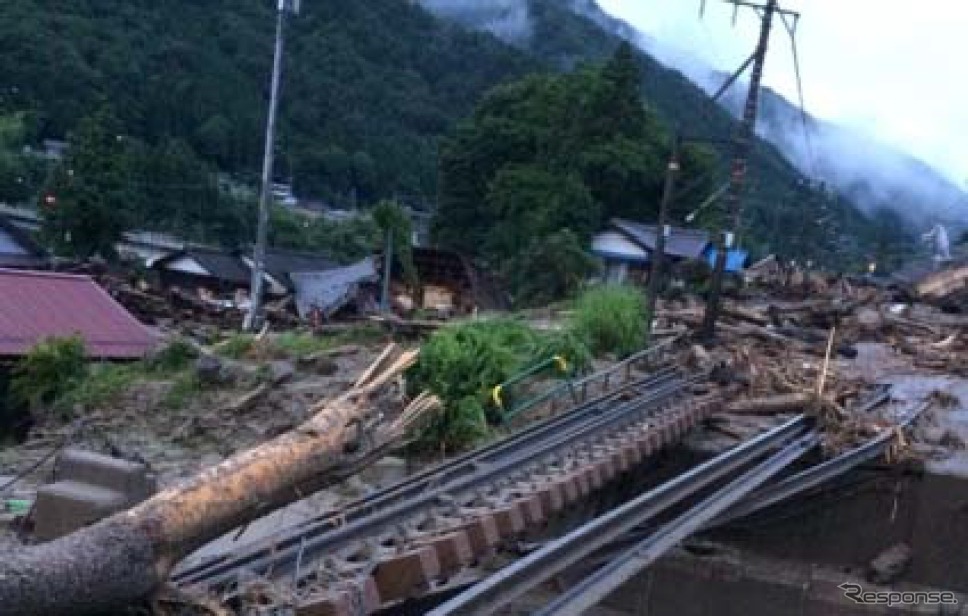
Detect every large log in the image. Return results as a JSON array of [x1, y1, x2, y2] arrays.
[[0, 345, 437, 616], [726, 392, 815, 415]]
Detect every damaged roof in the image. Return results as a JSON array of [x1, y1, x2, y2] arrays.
[[290, 258, 378, 318], [0, 269, 156, 359], [609, 218, 711, 260], [154, 247, 252, 285], [259, 249, 339, 291]]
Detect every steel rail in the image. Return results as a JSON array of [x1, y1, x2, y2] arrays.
[[427, 415, 812, 616], [173, 362, 677, 584], [711, 399, 929, 527], [536, 433, 819, 616], [173, 368, 678, 585], [180, 373, 700, 589]]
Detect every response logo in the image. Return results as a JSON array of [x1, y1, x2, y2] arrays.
[[839, 582, 959, 608]]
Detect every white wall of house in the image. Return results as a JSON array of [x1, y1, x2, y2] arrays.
[[165, 256, 211, 276], [591, 231, 648, 262]]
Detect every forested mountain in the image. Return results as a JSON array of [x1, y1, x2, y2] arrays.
[[426, 0, 919, 269], [0, 0, 534, 209], [0, 0, 920, 269]]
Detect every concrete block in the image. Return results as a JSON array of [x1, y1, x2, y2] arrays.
[[296, 578, 381, 616], [490, 503, 526, 537], [532, 481, 564, 514], [372, 546, 440, 601], [55, 448, 155, 499], [454, 516, 500, 557], [32, 481, 127, 541], [414, 531, 473, 576], [508, 494, 544, 526]]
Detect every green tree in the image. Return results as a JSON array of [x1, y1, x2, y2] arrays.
[[40, 106, 137, 259], [373, 199, 417, 288], [506, 229, 598, 306], [435, 48, 716, 304]]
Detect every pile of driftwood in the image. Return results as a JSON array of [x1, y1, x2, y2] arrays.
[[0, 345, 439, 616], [659, 281, 965, 449]]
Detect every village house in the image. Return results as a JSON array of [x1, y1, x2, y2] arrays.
[[591, 217, 748, 285]]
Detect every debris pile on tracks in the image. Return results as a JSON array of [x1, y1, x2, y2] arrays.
[[656, 279, 966, 452]]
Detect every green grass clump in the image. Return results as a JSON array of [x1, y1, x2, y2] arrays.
[[569, 285, 646, 358], [216, 333, 257, 359], [144, 338, 198, 373], [407, 318, 590, 454], [272, 332, 334, 357], [6, 337, 207, 419], [161, 372, 203, 410], [57, 363, 140, 412], [216, 326, 385, 361], [10, 336, 87, 417]]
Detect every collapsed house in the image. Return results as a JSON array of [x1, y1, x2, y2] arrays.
[[591, 218, 747, 285], [380, 246, 509, 315], [290, 258, 380, 321], [152, 247, 256, 300]]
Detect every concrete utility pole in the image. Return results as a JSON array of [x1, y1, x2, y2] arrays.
[[245, 0, 300, 332], [701, 0, 790, 341], [645, 134, 681, 335]]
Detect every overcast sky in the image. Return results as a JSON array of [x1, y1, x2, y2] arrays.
[[597, 0, 967, 186]]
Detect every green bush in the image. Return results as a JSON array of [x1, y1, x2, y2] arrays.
[[57, 363, 139, 412], [272, 332, 334, 357], [161, 372, 203, 410], [215, 333, 256, 359], [10, 336, 87, 415], [145, 339, 199, 374], [407, 318, 589, 454], [570, 285, 646, 358]]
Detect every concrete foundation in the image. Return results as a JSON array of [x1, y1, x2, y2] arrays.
[[30, 448, 156, 541]]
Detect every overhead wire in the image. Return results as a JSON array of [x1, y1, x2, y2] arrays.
[[779, 9, 819, 180]]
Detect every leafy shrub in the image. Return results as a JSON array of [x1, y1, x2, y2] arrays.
[[570, 285, 646, 358], [161, 372, 203, 410], [10, 336, 87, 415], [272, 332, 334, 357], [216, 334, 256, 359], [145, 339, 198, 373], [407, 318, 589, 454], [530, 329, 592, 375], [57, 363, 139, 412]]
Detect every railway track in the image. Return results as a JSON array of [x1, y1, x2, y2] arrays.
[[429, 415, 817, 616], [174, 357, 722, 614], [431, 396, 928, 616]]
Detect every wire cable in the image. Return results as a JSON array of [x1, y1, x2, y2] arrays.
[[780, 11, 818, 180]]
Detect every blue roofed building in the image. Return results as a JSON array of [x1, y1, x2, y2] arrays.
[[591, 218, 746, 284]]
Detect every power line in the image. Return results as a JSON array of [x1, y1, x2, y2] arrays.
[[702, 0, 793, 341], [779, 11, 818, 179]]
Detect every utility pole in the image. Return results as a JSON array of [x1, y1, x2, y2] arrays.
[[645, 134, 681, 335], [244, 0, 300, 332], [701, 0, 787, 341], [381, 229, 394, 312]]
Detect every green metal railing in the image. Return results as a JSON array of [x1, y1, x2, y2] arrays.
[[491, 337, 679, 423]]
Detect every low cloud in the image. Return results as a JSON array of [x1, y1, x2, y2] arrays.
[[420, 0, 533, 42]]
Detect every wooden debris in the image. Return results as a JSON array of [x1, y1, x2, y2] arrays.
[[726, 393, 814, 415]]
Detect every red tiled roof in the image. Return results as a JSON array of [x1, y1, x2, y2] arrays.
[[0, 269, 157, 359]]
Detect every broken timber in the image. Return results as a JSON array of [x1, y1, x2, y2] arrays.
[[0, 345, 438, 616]]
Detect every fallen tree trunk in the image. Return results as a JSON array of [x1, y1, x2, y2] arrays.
[[726, 392, 814, 415], [0, 345, 437, 616]]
